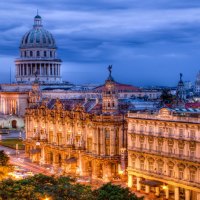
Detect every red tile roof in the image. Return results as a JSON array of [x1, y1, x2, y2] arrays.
[[185, 102, 200, 109]]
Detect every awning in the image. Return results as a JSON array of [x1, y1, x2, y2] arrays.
[[65, 157, 77, 164], [29, 149, 41, 154], [140, 180, 163, 187]]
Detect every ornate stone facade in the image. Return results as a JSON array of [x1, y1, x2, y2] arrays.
[[24, 70, 128, 181], [127, 108, 200, 200]]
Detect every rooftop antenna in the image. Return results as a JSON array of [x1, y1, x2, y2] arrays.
[[10, 66, 12, 84]]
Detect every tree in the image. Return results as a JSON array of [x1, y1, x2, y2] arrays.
[[94, 183, 143, 200], [0, 150, 9, 166], [0, 150, 12, 181], [160, 89, 174, 106]]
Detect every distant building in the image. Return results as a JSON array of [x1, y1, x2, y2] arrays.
[[194, 71, 200, 95], [15, 14, 62, 84]]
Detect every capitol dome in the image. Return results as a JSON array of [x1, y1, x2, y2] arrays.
[[15, 14, 62, 84], [20, 15, 56, 49]]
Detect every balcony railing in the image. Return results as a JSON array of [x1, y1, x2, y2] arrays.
[[128, 130, 199, 142], [84, 152, 120, 160], [128, 112, 200, 123], [128, 146, 200, 162]]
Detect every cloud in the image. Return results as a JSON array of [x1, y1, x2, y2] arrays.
[[0, 0, 199, 86]]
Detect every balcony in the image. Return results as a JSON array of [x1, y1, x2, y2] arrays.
[[84, 152, 120, 161], [127, 167, 200, 188], [128, 146, 199, 162]]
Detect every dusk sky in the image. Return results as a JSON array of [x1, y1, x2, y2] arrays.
[[0, 0, 200, 86]]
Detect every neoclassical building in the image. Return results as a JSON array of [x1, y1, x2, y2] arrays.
[[127, 108, 200, 200], [15, 14, 62, 83], [24, 69, 129, 180]]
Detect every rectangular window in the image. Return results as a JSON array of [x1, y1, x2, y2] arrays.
[[179, 171, 184, 179], [149, 162, 154, 172], [179, 149, 183, 156], [179, 129, 184, 138], [190, 130, 195, 139], [169, 169, 173, 177]]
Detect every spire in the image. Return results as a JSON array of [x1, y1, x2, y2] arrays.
[[34, 11, 42, 28]]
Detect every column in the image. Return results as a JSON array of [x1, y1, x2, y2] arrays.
[[185, 189, 190, 200], [128, 174, 133, 187], [136, 177, 141, 191], [53, 64, 56, 76], [92, 128, 96, 154], [155, 187, 160, 196], [100, 128, 104, 155], [30, 64, 32, 75], [39, 63, 41, 76], [47, 64, 50, 76], [145, 185, 150, 193], [21, 64, 23, 76], [165, 188, 169, 199], [18, 64, 20, 76], [174, 187, 179, 200], [23, 64, 26, 75], [110, 128, 115, 156]]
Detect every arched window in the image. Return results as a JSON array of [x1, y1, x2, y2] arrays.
[[24, 51, 26, 57], [30, 51, 33, 57], [108, 102, 110, 107], [50, 51, 52, 57], [44, 51, 47, 57]]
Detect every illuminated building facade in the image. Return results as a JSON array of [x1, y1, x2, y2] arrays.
[[127, 108, 200, 200], [24, 68, 129, 180]]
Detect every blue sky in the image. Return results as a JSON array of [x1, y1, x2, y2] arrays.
[[0, 0, 200, 86]]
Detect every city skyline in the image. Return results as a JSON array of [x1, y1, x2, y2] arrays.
[[0, 0, 200, 86]]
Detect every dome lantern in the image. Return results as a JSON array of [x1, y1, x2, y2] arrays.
[[34, 14, 42, 28]]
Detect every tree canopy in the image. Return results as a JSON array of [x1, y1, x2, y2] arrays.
[[94, 183, 143, 200], [0, 174, 143, 200]]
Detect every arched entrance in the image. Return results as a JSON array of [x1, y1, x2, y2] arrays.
[[11, 120, 17, 128]]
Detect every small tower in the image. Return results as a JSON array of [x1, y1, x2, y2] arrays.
[[28, 80, 42, 107], [176, 73, 186, 101], [102, 65, 119, 114]]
